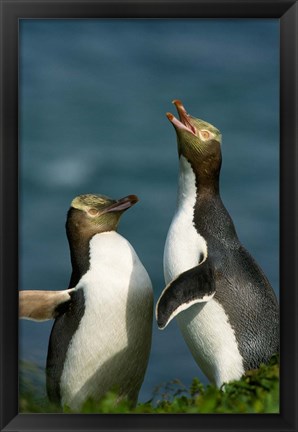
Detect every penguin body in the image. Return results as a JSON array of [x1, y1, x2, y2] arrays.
[[157, 100, 279, 387], [44, 194, 153, 410]]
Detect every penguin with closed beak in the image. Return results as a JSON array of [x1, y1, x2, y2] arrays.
[[156, 100, 279, 387], [20, 193, 153, 410]]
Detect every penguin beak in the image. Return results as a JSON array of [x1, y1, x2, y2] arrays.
[[104, 195, 139, 213], [166, 100, 197, 136]]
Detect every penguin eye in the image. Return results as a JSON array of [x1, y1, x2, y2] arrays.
[[199, 130, 211, 141], [87, 208, 99, 216]]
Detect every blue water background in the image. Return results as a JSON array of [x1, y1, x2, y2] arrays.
[[19, 19, 279, 403]]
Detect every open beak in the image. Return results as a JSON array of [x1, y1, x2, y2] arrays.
[[104, 195, 139, 213], [166, 100, 197, 136]]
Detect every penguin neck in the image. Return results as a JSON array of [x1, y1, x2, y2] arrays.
[[177, 155, 220, 210], [177, 155, 238, 245]]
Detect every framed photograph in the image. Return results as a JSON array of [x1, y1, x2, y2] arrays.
[[0, 1, 297, 431]]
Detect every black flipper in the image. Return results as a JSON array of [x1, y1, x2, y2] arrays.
[[156, 260, 216, 329]]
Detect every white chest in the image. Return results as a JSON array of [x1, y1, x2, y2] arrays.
[[60, 231, 152, 408], [163, 156, 207, 284], [176, 301, 244, 386]]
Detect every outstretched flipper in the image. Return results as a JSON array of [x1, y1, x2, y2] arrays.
[[156, 260, 216, 329], [19, 289, 75, 321]]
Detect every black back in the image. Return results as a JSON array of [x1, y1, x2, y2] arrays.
[[193, 191, 279, 370], [46, 208, 92, 405], [46, 288, 86, 404]]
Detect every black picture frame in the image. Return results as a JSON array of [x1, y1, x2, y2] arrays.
[[0, 1, 297, 431]]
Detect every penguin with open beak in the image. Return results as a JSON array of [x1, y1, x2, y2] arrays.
[[20, 193, 153, 410], [156, 100, 279, 387]]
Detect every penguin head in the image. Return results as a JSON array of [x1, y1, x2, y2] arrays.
[[67, 193, 139, 235], [166, 100, 222, 187]]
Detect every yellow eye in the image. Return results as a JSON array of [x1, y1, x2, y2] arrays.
[[88, 208, 99, 216], [200, 130, 210, 141]]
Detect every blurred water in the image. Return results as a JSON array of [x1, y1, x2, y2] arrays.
[[19, 19, 279, 404]]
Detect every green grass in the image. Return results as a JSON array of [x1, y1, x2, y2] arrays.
[[20, 355, 279, 414]]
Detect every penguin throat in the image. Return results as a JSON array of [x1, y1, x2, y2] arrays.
[[178, 156, 219, 206], [179, 154, 220, 197]]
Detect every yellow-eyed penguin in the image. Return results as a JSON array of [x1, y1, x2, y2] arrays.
[[156, 100, 279, 387], [20, 193, 153, 410]]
